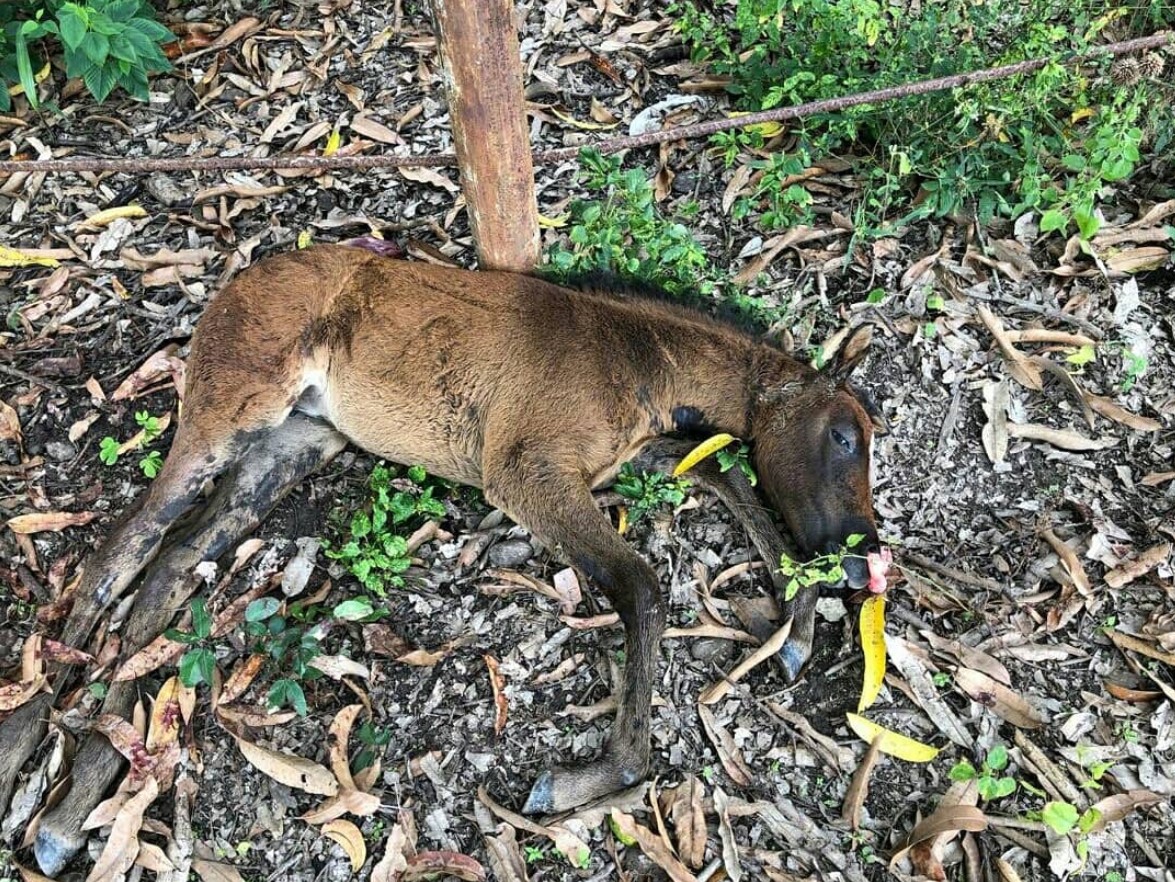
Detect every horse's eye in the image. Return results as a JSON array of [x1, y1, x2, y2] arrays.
[[831, 426, 856, 454]]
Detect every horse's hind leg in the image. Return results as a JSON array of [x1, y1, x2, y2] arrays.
[[27, 414, 345, 875]]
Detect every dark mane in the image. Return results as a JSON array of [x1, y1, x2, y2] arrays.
[[543, 268, 786, 347]]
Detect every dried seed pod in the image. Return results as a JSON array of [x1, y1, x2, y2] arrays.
[[1138, 52, 1165, 79], [1110, 57, 1141, 87]]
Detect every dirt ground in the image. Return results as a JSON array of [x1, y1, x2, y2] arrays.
[[2, 2, 1174, 881]]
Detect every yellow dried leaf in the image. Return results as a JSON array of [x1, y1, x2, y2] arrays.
[[1070, 107, 1095, 124], [297, 229, 313, 249], [845, 713, 940, 762], [549, 107, 619, 131], [858, 596, 886, 712], [0, 245, 59, 268], [538, 213, 569, 228], [673, 433, 737, 477], [80, 205, 149, 229], [324, 129, 342, 156], [617, 506, 628, 535], [323, 819, 367, 871]]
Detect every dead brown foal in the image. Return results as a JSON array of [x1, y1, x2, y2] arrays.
[[4, 244, 885, 874]]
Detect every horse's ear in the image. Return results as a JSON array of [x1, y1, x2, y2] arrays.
[[826, 324, 873, 383]]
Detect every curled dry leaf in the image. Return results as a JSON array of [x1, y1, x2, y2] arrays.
[[889, 803, 987, 871], [841, 739, 881, 830], [954, 668, 1045, 728], [401, 851, 486, 881], [7, 511, 96, 534], [1105, 544, 1171, 590], [219, 654, 266, 706], [1085, 393, 1161, 432], [323, 819, 367, 872], [1086, 789, 1162, 832], [0, 398, 20, 443], [233, 734, 339, 796], [697, 705, 753, 786], [610, 810, 697, 882], [483, 824, 529, 882], [484, 654, 508, 737], [665, 775, 706, 870], [302, 788, 382, 825], [191, 858, 246, 882], [371, 813, 417, 882], [699, 619, 791, 704], [1108, 630, 1175, 668], [1040, 529, 1092, 598], [976, 306, 1042, 391], [713, 787, 741, 882], [86, 775, 159, 882], [1006, 422, 1115, 451]]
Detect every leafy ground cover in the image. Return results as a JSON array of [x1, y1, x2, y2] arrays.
[[1, 1, 1174, 881]]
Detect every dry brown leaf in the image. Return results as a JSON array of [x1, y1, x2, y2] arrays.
[[214, 703, 298, 727], [219, 653, 266, 706], [713, 787, 741, 882], [7, 511, 96, 534], [995, 858, 1023, 882], [192, 858, 246, 882], [485, 654, 508, 737], [1086, 789, 1162, 832], [977, 306, 1043, 390], [551, 567, 582, 615], [0, 676, 47, 712], [1141, 470, 1175, 486], [350, 113, 405, 145], [699, 619, 790, 704], [398, 166, 459, 193], [1040, 530, 1092, 598], [890, 803, 987, 871], [86, 775, 159, 882], [371, 814, 417, 882], [982, 379, 1010, 464], [323, 819, 367, 871], [885, 635, 973, 748], [308, 654, 370, 680], [1103, 681, 1161, 702], [302, 789, 382, 825], [328, 704, 364, 791], [111, 346, 186, 402], [954, 668, 1045, 728], [233, 734, 339, 796], [697, 705, 752, 786], [610, 810, 697, 882], [1104, 246, 1169, 273], [146, 676, 183, 755], [401, 851, 486, 881], [1105, 544, 1171, 589], [1086, 393, 1161, 432], [1108, 629, 1175, 668], [666, 775, 706, 869], [841, 738, 881, 830], [483, 824, 529, 882], [0, 398, 21, 443], [1006, 422, 1115, 451], [135, 841, 177, 873]]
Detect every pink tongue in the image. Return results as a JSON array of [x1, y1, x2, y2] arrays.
[[866, 548, 892, 594]]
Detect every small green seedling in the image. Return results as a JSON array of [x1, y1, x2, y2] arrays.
[[715, 442, 757, 486], [166, 598, 217, 688], [613, 462, 691, 523], [523, 845, 546, 864], [949, 743, 1017, 801], [99, 436, 120, 465], [140, 449, 163, 478], [135, 410, 162, 443]]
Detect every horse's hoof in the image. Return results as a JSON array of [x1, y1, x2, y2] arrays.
[[776, 640, 810, 683], [521, 757, 645, 815], [34, 821, 86, 877]]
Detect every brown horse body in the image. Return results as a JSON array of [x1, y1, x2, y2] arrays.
[[1, 245, 883, 874]]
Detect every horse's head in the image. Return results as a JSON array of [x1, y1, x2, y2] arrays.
[[750, 325, 887, 592]]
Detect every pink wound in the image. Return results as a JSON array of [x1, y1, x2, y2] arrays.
[[867, 548, 892, 594]]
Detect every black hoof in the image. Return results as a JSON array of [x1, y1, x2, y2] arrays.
[[35, 824, 85, 877], [776, 640, 809, 683], [522, 770, 555, 815]]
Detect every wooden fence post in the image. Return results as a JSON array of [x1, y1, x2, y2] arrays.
[[431, 0, 541, 272]]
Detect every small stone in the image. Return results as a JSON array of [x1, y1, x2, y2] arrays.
[[488, 539, 533, 568], [44, 440, 76, 461], [145, 173, 188, 206], [690, 637, 735, 666]]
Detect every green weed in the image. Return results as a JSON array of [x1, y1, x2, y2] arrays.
[[673, 1, 1175, 238], [325, 463, 446, 596], [0, 0, 173, 110], [613, 462, 690, 523], [778, 533, 864, 601], [949, 743, 1017, 801]]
